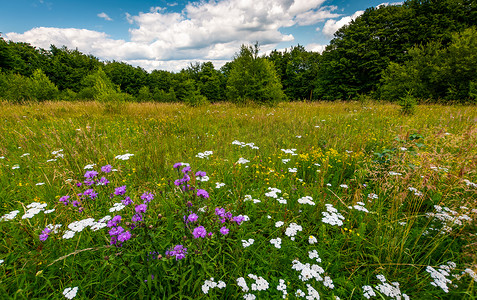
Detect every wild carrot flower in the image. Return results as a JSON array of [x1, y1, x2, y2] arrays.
[[63, 287, 78, 299]]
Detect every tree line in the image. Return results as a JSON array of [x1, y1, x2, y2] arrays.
[[1, 0, 476, 104]]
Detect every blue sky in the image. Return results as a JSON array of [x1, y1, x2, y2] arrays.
[[1, 0, 402, 72]]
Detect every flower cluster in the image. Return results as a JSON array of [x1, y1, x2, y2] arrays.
[[107, 215, 132, 246], [166, 244, 188, 260], [297, 196, 315, 205], [201, 277, 226, 294], [284, 222, 303, 241], [321, 204, 345, 226]]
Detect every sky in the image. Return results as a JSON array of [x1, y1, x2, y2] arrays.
[[1, 0, 402, 72]]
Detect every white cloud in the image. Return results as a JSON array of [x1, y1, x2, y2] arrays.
[[5, 0, 339, 72], [305, 43, 326, 53], [377, 2, 404, 8], [322, 10, 364, 38], [97, 12, 113, 21]]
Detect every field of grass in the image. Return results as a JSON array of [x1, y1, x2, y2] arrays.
[[0, 100, 476, 299]]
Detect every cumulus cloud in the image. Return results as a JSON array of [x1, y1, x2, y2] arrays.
[[5, 0, 340, 71], [305, 43, 326, 53], [322, 10, 364, 37], [97, 12, 113, 21]]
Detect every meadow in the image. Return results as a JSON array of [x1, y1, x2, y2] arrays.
[[0, 100, 476, 299]]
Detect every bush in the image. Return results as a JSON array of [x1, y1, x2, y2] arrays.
[[399, 90, 417, 115], [29, 69, 58, 101]]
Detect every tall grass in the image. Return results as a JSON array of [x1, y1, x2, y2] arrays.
[[0, 100, 476, 299]]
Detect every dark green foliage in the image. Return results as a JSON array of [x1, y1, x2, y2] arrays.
[[29, 69, 58, 101], [103, 61, 148, 96], [315, 0, 477, 100], [380, 27, 477, 101], [399, 90, 418, 115], [226, 43, 286, 105], [267, 45, 320, 100]]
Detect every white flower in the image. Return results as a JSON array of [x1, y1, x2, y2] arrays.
[[237, 277, 249, 292], [362, 285, 376, 299], [242, 239, 255, 248], [265, 187, 281, 198], [0, 259, 4, 264], [323, 276, 334, 289], [308, 235, 318, 244], [115, 153, 134, 160], [63, 287, 78, 299], [12, 164, 20, 170], [215, 182, 225, 188], [62, 230, 75, 239], [83, 164, 96, 169], [109, 202, 125, 212], [281, 148, 297, 155], [277, 197, 287, 204], [270, 237, 282, 249], [196, 151, 213, 159], [322, 204, 345, 226], [46, 224, 62, 233], [298, 196, 315, 205], [340, 184, 348, 189], [1, 210, 20, 221], [296, 289, 306, 297], [44, 209, 55, 214], [282, 159, 291, 164], [288, 168, 297, 173], [20, 153, 30, 157], [285, 223, 303, 240], [275, 221, 284, 228], [389, 171, 402, 176], [308, 250, 321, 262], [243, 294, 256, 300], [244, 195, 261, 203], [367, 193, 378, 199], [36, 182, 45, 186], [248, 274, 269, 291], [306, 284, 320, 299], [237, 157, 250, 164]]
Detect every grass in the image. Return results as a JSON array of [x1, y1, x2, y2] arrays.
[[0, 100, 476, 299]]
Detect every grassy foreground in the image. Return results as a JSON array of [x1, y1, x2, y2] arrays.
[[0, 100, 476, 299]]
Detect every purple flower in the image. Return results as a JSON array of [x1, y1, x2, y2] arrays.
[[195, 171, 206, 177], [181, 174, 191, 183], [135, 204, 147, 214], [108, 215, 122, 227], [220, 226, 229, 235], [192, 226, 207, 238], [101, 164, 112, 173], [97, 176, 109, 186], [225, 212, 233, 219], [232, 215, 245, 225], [59, 195, 70, 205], [76, 182, 82, 187], [39, 227, 51, 241], [186, 201, 193, 207], [132, 213, 143, 223], [114, 185, 127, 196], [173, 162, 182, 169], [215, 207, 225, 217], [166, 244, 187, 260], [109, 226, 124, 236], [174, 179, 182, 186], [72, 200, 80, 207], [84, 170, 98, 179], [83, 189, 98, 200], [84, 179, 94, 186], [197, 189, 209, 199], [187, 213, 198, 223], [181, 166, 191, 174], [141, 192, 154, 203], [118, 231, 131, 242], [122, 196, 133, 206]]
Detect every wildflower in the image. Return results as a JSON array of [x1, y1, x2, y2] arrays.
[[166, 244, 187, 260], [237, 277, 249, 292], [270, 237, 282, 249], [196, 151, 213, 159], [285, 223, 303, 240], [109, 202, 125, 212], [84, 164, 96, 169], [362, 285, 376, 299], [308, 235, 318, 244], [220, 226, 229, 235], [83, 189, 98, 200], [135, 204, 147, 214], [288, 168, 297, 173], [101, 165, 112, 173], [141, 192, 154, 203], [59, 195, 70, 205], [216, 182, 225, 188], [115, 153, 134, 160], [197, 189, 209, 198], [118, 231, 132, 243], [84, 170, 98, 179], [282, 159, 290, 164], [132, 214, 143, 222], [242, 239, 254, 248], [107, 215, 121, 228], [187, 213, 198, 223], [96, 177, 109, 186], [298, 196, 315, 205], [122, 196, 133, 206], [340, 184, 348, 189], [63, 287, 78, 299], [39, 227, 51, 241], [322, 204, 345, 226], [62, 231, 75, 239], [237, 157, 250, 164], [296, 289, 305, 297], [232, 215, 245, 225], [265, 187, 281, 198], [308, 250, 321, 262], [202, 277, 226, 294], [193, 226, 207, 238], [249, 274, 269, 291], [0, 210, 20, 221], [275, 221, 284, 228], [277, 279, 287, 299], [114, 185, 126, 196], [389, 171, 402, 176], [182, 166, 191, 173], [306, 284, 320, 299], [368, 193, 378, 199], [324, 276, 335, 289]]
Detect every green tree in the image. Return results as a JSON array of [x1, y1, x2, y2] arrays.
[[226, 43, 285, 105], [79, 67, 122, 102], [137, 86, 153, 102], [29, 69, 58, 101]]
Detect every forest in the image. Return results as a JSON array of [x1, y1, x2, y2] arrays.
[[0, 0, 476, 104]]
